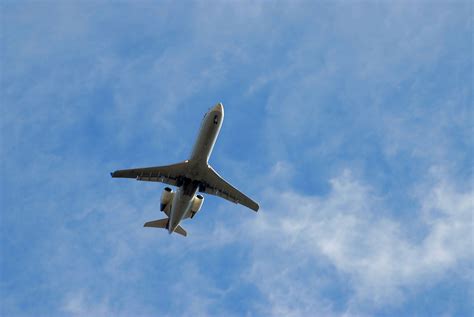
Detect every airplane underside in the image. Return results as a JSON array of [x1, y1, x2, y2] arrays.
[[110, 103, 259, 237]]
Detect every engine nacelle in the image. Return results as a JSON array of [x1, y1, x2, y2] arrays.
[[160, 187, 174, 211], [190, 194, 204, 218]]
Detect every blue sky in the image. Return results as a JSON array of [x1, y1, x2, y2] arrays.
[[1, 1, 472, 316]]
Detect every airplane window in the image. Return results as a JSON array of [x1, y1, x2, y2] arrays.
[[214, 115, 218, 124]]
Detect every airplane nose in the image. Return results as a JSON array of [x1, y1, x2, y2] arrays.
[[212, 102, 224, 113]]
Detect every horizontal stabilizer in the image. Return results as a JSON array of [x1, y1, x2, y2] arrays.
[[144, 218, 168, 229], [144, 218, 187, 237], [174, 225, 187, 237]]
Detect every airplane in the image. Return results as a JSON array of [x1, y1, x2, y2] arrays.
[[110, 103, 259, 237]]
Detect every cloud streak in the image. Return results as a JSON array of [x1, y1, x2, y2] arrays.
[[241, 168, 473, 315], [1, 1, 472, 316]]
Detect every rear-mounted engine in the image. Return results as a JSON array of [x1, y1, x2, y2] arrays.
[[160, 187, 174, 211]]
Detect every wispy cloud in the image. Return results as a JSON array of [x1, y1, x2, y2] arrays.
[[1, 1, 472, 317], [240, 167, 472, 315]]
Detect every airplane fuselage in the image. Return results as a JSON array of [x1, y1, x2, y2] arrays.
[[111, 101, 258, 237], [167, 103, 224, 233]]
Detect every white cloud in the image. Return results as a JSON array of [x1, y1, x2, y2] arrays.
[[241, 168, 473, 315], [1, 2, 471, 316], [61, 290, 111, 317]]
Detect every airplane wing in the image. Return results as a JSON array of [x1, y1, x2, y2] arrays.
[[200, 166, 259, 212], [110, 161, 188, 187]]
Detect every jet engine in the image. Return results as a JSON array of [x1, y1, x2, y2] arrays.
[[190, 194, 204, 218], [160, 187, 174, 211]]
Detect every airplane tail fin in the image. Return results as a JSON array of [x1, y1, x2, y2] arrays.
[[144, 218, 187, 237]]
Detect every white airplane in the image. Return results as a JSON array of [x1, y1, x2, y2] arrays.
[[110, 103, 259, 237]]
